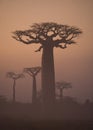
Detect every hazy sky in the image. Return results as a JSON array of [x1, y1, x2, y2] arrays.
[[0, 0, 93, 103]]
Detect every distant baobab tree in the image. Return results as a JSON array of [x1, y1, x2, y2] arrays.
[[7, 72, 24, 103], [56, 81, 72, 101], [12, 22, 82, 104], [24, 66, 41, 104]]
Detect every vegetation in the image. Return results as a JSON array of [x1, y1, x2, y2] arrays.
[[56, 81, 72, 101], [12, 22, 82, 104], [7, 72, 24, 103], [24, 66, 41, 104]]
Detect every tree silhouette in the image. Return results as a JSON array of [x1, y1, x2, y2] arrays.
[[7, 72, 24, 103], [24, 66, 41, 104], [12, 22, 82, 104], [56, 81, 72, 101]]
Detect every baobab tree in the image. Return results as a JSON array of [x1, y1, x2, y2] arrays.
[[12, 22, 82, 104], [24, 66, 41, 104], [56, 81, 72, 101], [7, 72, 24, 103]]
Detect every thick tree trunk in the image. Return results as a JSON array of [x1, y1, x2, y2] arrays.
[[42, 44, 55, 104], [32, 76, 37, 104], [13, 79, 16, 103]]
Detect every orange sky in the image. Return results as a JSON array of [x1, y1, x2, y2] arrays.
[[0, 0, 93, 103]]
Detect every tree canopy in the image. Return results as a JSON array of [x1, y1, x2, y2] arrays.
[[7, 72, 24, 80], [12, 22, 82, 51], [56, 81, 72, 89], [24, 66, 41, 77], [12, 22, 82, 104]]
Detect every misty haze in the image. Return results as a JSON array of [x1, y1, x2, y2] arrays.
[[0, 0, 93, 129]]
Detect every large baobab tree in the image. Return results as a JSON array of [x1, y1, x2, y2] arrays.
[[24, 67, 41, 104], [12, 22, 82, 104], [56, 81, 72, 101], [7, 72, 24, 103]]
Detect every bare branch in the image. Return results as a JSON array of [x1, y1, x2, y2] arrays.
[[66, 40, 76, 44], [12, 36, 21, 42], [12, 22, 82, 48], [24, 69, 33, 77], [12, 31, 40, 44], [24, 67, 41, 76], [54, 25, 82, 44], [56, 81, 72, 89], [35, 46, 43, 52], [7, 72, 25, 80], [55, 44, 67, 49]]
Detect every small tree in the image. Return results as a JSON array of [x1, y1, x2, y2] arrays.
[[56, 81, 72, 101], [12, 22, 82, 104], [7, 72, 24, 103], [24, 66, 41, 104]]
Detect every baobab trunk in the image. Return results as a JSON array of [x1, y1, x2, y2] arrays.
[[13, 79, 16, 103], [42, 44, 55, 104], [32, 76, 37, 104]]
